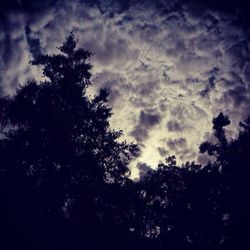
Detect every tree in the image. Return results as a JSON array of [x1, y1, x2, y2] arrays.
[[198, 114, 250, 250], [0, 33, 138, 250], [199, 112, 231, 168]]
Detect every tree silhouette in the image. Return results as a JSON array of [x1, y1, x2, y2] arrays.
[[197, 113, 250, 250], [0, 33, 138, 250], [132, 113, 250, 250]]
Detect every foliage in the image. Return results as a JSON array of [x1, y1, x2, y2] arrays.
[[0, 34, 138, 250]]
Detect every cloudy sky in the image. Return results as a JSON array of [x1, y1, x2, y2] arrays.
[[1, 0, 250, 178]]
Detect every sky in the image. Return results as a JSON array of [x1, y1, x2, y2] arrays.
[[1, 0, 250, 178]]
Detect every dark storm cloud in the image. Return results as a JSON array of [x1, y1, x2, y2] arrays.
[[130, 127, 148, 143], [1, 0, 250, 22], [182, 0, 250, 29], [227, 86, 248, 106], [130, 111, 161, 142], [157, 147, 168, 157], [0, 0, 63, 17], [242, 62, 250, 83], [95, 0, 134, 14], [200, 67, 218, 97], [136, 80, 158, 97], [137, 162, 152, 179], [167, 120, 183, 132], [167, 138, 187, 151], [140, 111, 161, 127], [0, 20, 34, 96], [25, 25, 42, 59]]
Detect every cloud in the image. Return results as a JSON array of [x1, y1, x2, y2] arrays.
[[137, 162, 152, 179], [140, 111, 162, 127], [157, 147, 168, 157], [25, 25, 42, 59], [1, 0, 250, 178], [167, 138, 187, 151], [130, 110, 162, 142], [167, 120, 183, 132], [0, 0, 59, 13]]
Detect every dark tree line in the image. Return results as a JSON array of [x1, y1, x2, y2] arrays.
[[0, 34, 249, 250]]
